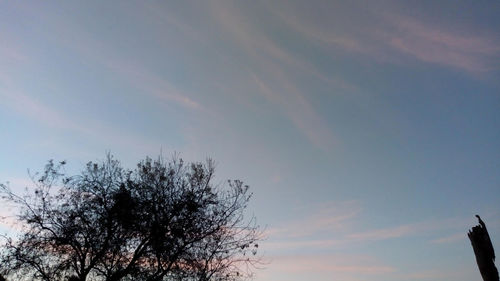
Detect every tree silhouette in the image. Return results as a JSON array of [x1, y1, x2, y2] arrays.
[[0, 155, 261, 281], [469, 215, 499, 281]]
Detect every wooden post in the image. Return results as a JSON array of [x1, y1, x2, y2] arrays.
[[468, 215, 499, 281]]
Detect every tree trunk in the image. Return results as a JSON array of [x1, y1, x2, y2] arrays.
[[468, 215, 499, 281]]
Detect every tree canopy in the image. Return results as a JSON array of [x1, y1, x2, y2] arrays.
[[0, 155, 261, 281]]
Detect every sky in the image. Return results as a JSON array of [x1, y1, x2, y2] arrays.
[[1, 1, 500, 281]]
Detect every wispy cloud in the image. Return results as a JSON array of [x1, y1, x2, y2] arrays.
[[348, 216, 473, 242], [395, 267, 474, 281], [0, 177, 29, 233], [385, 16, 500, 74], [0, 6, 193, 158], [262, 239, 342, 252], [209, 1, 343, 152], [263, 202, 474, 252], [0, 43, 29, 67], [0, 89, 84, 131], [102, 57, 203, 111], [267, 254, 395, 274], [348, 223, 421, 241], [268, 2, 500, 74], [266, 3, 371, 56], [252, 73, 337, 151], [0, 88, 167, 157], [261, 201, 362, 252], [430, 232, 466, 244], [0, 177, 36, 192], [266, 201, 361, 239], [0, 212, 23, 233], [31, 6, 204, 112]]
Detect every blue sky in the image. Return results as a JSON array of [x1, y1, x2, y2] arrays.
[[1, 1, 500, 281]]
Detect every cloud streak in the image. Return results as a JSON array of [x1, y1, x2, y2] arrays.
[[348, 223, 420, 241], [0, 89, 84, 131], [348, 216, 473, 242], [0, 88, 167, 158], [268, 2, 500, 74], [266, 201, 361, 239], [267, 254, 395, 274], [209, 1, 340, 152], [30, 6, 204, 112], [386, 16, 500, 73], [430, 232, 466, 244], [252, 73, 337, 151], [263, 200, 475, 252], [103, 57, 203, 111]]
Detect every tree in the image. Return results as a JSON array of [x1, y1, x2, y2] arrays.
[[0, 155, 261, 281], [468, 215, 499, 281]]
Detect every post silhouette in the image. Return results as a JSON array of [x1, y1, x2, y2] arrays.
[[468, 215, 499, 281]]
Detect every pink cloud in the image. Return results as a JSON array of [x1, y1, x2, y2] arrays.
[[33, 9, 204, 112], [263, 203, 475, 252], [348, 216, 473, 242], [0, 213, 23, 233], [253, 73, 337, 152], [269, 2, 499, 75], [264, 222, 426, 251], [430, 232, 466, 244], [103, 58, 203, 111], [265, 201, 361, 239], [383, 16, 500, 73], [266, 3, 369, 56], [1, 177, 35, 193], [210, 1, 351, 152], [0, 198, 25, 233], [268, 254, 395, 274], [348, 224, 418, 241], [0, 90, 83, 131], [0, 44, 29, 66], [262, 239, 340, 251], [0, 88, 168, 158], [396, 267, 474, 280]]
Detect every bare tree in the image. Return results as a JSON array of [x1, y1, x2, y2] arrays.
[[0, 155, 261, 281], [468, 215, 499, 281]]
